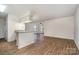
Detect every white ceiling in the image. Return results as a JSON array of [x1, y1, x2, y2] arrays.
[[5, 4, 77, 20]]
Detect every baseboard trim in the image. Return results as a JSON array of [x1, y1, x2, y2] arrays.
[[44, 36, 74, 40]]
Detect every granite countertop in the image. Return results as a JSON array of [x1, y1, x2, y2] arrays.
[[15, 30, 44, 34], [15, 30, 26, 32], [15, 30, 35, 33]]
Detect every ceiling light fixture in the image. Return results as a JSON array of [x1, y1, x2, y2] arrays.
[[0, 4, 7, 12]]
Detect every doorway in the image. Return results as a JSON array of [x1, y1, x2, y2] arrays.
[[0, 12, 8, 40]]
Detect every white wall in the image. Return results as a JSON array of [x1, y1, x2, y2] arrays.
[[44, 16, 74, 39], [74, 6, 79, 49], [7, 14, 18, 42], [0, 18, 6, 38]]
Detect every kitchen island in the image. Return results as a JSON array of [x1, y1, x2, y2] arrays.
[[16, 30, 36, 49]]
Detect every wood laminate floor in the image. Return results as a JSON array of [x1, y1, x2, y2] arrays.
[[0, 37, 79, 55]]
